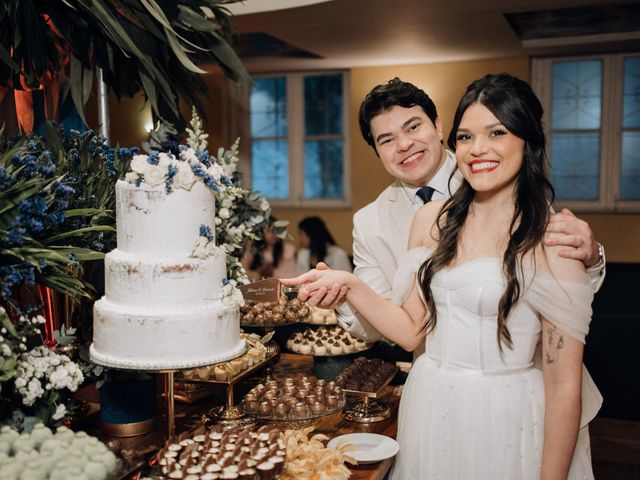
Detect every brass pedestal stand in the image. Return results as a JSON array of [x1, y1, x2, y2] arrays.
[[174, 350, 277, 427], [342, 396, 391, 423], [342, 367, 398, 424]]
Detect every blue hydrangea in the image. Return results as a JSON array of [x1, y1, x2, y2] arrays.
[[147, 151, 160, 165], [0, 166, 12, 190], [5, 226, 26, 246], [53, 181, 75, 196], [165, 165, 178, 194], [0, 265, 23, 298], [22, 263, 36, 285], [197, 150, 212, 168], [199, 224, 214, 242]]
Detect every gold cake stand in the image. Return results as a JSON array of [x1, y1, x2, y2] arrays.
[[342, 367, 399, 423]]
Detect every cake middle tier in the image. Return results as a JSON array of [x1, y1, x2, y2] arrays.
[[104, 249, 228, 306]]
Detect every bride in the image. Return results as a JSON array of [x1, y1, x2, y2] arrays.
[[282, 73, 598, 479]]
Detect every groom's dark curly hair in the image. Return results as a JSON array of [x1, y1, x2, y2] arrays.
[[418, 73, 555, 349], [358, 77, 438, 154]]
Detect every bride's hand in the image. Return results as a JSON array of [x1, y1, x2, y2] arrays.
[[280, 265, 351, 307]]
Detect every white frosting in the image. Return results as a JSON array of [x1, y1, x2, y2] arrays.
[[91, 179, 244, 371], [116, 180, 215, 256], [91, 299, 245, 370], [104, 249, 227, 305]]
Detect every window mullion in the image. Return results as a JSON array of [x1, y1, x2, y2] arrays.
[[610, 54, 626, 210], [600, 55, 614, 209], [288, 74, 305, 205]]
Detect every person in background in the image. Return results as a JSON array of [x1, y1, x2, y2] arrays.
[[242, 218, 297, 281], [296, 216, 352, 274], [283, 73, 601, 479]]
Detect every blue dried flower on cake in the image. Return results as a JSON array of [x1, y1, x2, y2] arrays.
[[199, 225, 214, 242]]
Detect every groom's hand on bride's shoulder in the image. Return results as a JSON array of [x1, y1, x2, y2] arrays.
[[545, 208, 600, 267]]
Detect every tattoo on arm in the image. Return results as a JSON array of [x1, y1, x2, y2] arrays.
[[545, 325, 565, 364]]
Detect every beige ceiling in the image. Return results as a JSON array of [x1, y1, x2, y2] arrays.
[[230, 0, 640, 72]]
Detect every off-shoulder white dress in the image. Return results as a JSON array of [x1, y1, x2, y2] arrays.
[[389, 247, 601, 480]]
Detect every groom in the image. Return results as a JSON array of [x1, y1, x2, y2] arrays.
[[301, 77, 606, 341]]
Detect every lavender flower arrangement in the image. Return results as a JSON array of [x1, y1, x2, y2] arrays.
[[0, 128, 113, 315]]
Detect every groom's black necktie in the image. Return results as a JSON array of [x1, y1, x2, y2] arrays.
[[416, 186, 435, 204]]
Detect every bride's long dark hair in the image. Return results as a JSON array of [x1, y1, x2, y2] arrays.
[[418, 74, 555, 349]]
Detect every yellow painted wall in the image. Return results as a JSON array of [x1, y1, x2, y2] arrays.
[[104, 57, 640, 263]]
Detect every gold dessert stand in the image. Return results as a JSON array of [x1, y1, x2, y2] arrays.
[[175, 350, 278, 427], [342, 367, 399, 423], [157, 344, 251, 437]]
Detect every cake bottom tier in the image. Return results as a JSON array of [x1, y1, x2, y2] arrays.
[[90, 299, 245, 370]]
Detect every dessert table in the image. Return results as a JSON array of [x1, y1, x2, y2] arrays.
[[273, 354, 400, 480], [74, 353, 401, 480]]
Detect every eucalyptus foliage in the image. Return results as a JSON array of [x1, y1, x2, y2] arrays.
[[0, 0, 249, 131]]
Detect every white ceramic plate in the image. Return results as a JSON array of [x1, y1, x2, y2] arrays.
[[327, 433, 400, 464]]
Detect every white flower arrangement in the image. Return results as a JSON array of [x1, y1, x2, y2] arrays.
[[0, 307, 86, 427], [185, 110, 280, 285], [14, 346, 83, 408]]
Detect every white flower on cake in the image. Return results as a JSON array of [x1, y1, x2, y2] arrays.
[[174, 166, 196, 190], [143, 164, 166, 187], [221, 279, 244, 308], [124, 171, 140, 183], [191, 236, 209, 259], [157, 151, 173, 167], [123, 143, 229, 195], [130, 154, 150, 175]]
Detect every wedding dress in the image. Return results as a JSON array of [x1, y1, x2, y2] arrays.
[[389, 247, 600, 480]]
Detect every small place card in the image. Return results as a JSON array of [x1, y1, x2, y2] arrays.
[[239, 278, 281, 303]]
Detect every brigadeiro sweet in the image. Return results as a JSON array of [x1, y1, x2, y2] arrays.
[[293, 402, 309, 418], [243, 401, 259, 413], [238, 468, 257, 480], [274, 403, 289, 418], [258, 402, 272, 416], [269, 455, 285, 475], [256, 461, 276, 480]]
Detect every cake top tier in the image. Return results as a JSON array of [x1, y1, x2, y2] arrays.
[[116, 180, 216, 256]]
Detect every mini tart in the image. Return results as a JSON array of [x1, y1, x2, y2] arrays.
[[213, 365, 227, 381]]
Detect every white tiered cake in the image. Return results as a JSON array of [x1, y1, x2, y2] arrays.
[[90, 176, 245, 370]]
